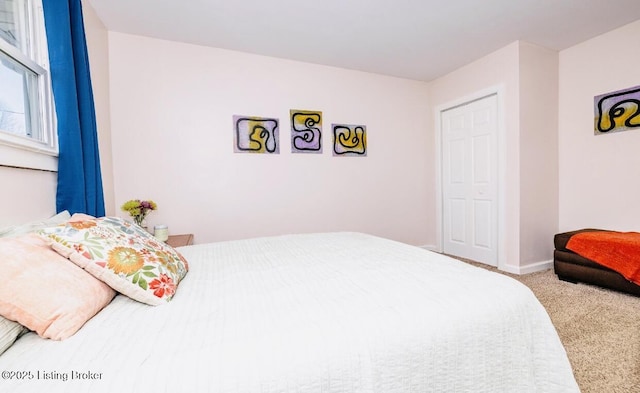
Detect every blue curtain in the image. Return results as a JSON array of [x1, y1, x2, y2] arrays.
[[42, 0, 105, 216]]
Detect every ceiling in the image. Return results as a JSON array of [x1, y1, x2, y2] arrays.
[[87, 0, 640, 82]]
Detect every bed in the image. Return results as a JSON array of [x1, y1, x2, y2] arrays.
[[0, 215, 579, 393]]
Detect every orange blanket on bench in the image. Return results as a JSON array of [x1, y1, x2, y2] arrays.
[[566, 231, 640, 285]]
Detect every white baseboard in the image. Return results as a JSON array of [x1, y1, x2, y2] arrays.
[[500, 259, 553, 275], [418, 245, 553, 275]]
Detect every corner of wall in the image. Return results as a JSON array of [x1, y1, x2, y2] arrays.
[[517, 41, 560, 266], [82, 1, 116, 215]]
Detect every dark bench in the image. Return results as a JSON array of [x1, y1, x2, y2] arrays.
[[554, 229, 640, 297]]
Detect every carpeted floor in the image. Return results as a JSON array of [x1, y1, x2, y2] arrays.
[[463, 260, 640, 393]]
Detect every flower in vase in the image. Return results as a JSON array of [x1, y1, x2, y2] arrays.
[[121, 199, 157, 227]]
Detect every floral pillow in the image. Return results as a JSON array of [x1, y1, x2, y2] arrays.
[[40, 216, 189, 306]]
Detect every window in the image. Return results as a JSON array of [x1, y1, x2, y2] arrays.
[[0, 0, 56, 171]]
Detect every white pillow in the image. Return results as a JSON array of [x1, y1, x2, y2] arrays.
[[0, 211, 71, 238], [0, 317, 27, 356]]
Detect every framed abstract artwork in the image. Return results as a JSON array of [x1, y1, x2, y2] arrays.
[[332, 123, 367, 156], [290, 109, 322, 153], [233, 115, 279, 154], [594, 85, 640, 135]]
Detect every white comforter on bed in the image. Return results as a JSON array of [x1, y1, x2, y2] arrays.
[[0, 232, 579, 393]]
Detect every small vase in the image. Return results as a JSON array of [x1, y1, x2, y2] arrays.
[[133, 217, 148, 231]]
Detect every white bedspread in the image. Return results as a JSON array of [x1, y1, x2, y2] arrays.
[[0, 232, 579, 393]]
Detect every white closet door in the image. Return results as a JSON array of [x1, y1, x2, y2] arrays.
[[441, 94, 498, 266]]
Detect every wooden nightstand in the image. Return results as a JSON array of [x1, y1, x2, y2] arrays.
[[166, 234, 194, 247]]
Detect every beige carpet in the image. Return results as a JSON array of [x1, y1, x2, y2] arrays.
[[464, 260, 640, 393]]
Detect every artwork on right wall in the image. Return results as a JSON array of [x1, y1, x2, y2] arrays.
[[594, 84, 640, 135], [332, 124, 367, 156]]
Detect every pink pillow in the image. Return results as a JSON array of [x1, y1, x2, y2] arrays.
[[68, 213, 96, 222], [0, 234, 115, 340]]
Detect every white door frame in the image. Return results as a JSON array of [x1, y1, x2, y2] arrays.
[[434, 85, 507, 271]]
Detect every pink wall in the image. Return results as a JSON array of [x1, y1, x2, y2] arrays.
[[106, 33, 432, 245], [5, 3, 637, 263], [0, 166, 56, 227], [85, 9, 640, 268], [518, 43, 559, 266], [558, 19, 640, 232]]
